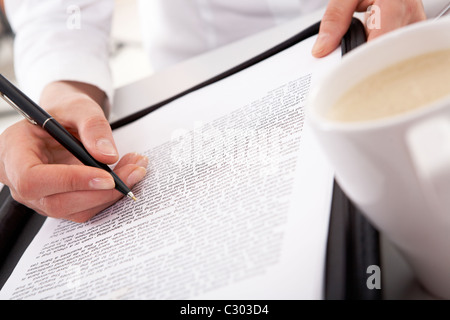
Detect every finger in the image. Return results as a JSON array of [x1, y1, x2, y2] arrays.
[[365, 4, 396, 41], [114, 152, 149, 171], [14, 164, 116, 200], [66, 202, 120, 223], [43, 152, 148, 204], [1, 120, 116, 201], [312, 0, 360, 57], [54, 97, 119, 165], [36, 158, 148, 221], [7, 135, 146, 201], [1, 122, 106, 198], [365, 0, 426, 42]]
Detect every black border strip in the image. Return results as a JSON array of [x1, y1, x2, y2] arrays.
[[325, 18, 382, 300]]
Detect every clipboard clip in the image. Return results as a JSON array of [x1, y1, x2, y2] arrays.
[[0, 91, 37, 125]]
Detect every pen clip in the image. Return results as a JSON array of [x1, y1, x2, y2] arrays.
[[0, 92, 37, 125], [435, 2, 450, 20]]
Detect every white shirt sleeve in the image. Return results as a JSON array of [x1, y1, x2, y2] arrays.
[[4, 0, 114, 104]]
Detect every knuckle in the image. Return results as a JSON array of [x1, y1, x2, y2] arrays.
[[58, 170, 79, 192], [83, 114, 109, 129], [39, 197, 64, 218], [81, 116, 111, 141], [70, 213, 93, 223], [9, 189, 24, 204], [14, 176, 36, 200], [65, 93, 98, 110], [323, 8, 346, 26]]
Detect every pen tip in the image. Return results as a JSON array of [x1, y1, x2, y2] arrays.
[[127, 192, 137, 201]]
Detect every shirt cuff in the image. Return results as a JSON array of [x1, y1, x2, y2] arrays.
[[15, 51, 114, 108]]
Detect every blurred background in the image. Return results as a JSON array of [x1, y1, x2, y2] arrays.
[[0, 0, 448, 133], [0, 0, 153, 133], [0, 0, 17, 130]]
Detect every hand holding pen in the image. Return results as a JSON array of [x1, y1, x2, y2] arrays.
[[0, 79, 148, 222]]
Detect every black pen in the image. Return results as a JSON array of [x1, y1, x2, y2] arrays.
[[0, 74, 136, 201]]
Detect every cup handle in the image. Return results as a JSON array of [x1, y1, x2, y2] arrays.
[[406, 116, 450, 215]]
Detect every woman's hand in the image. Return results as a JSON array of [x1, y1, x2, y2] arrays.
[[0, 81, 147, 222], [313, 0, 427, 57]]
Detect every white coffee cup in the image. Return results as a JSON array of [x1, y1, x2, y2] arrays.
[[307, 18, 450, 299]]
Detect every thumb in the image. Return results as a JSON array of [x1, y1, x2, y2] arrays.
[[312, 0, 360, 58], [61, 98, 119, 165], [40, 81, 119, 165]]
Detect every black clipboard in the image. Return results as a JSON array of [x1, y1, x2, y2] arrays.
[[0, 18, 380, 299], [325, 18, 382, 300]]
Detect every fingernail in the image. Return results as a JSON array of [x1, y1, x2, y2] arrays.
[[136, 156, 149, 168], [312, 33, 329, 56], [89, 177, 115, 190], [127, 167, 147, 185], [96, 138, 118, 156]]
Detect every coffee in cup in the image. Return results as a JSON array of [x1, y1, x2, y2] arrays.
[[326, 49, 450, 123]]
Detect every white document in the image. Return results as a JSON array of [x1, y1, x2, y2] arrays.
[[0, 35, 340, 300]]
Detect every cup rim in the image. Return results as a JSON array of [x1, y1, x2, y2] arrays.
[[307, 18, 450, 133]]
